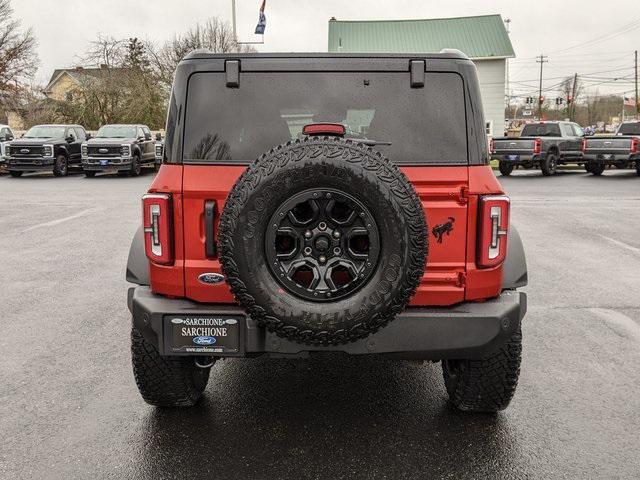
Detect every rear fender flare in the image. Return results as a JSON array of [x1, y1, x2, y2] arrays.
[[126, 226, 149, 285], [503, 224, 528, 289]]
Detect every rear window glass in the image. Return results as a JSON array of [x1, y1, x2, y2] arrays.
[[521, 123, 561, 137], [183, 72, 467, 165], [618, 123, 640, 135]]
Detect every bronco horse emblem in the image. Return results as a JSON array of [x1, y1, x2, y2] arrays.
[[432, 217, 455, 244]]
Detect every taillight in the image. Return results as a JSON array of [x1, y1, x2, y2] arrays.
[[477, 195, 510, 269], [631, 138, 639, 154], [489, 138, 495, 154], [142, 193, 174, 265], [533, 138, 541, 154], [582, 139, 587, 152]]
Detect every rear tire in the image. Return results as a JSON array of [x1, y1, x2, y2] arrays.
[[540, 153, 557, 176], [442, 328, 522, 413], [131, 327, 212, 407], [590, 161, 605, 176], [498, 162, 514, 176], [9, 171, 23, 177], [53, 154, 68, 177], [584, 162, 592, 173]]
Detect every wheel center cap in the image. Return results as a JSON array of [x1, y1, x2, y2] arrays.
[[315, 236, 330, 252]]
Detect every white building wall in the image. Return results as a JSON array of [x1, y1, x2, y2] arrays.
[[474, 59, 507, 138]]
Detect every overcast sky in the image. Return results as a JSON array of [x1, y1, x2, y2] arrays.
[[13, 0, 640, 98]]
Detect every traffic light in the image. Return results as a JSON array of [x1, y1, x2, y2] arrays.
[[539, 96, 545, 103], [555, 97, 564, 106], [567, 95, 573, 104]]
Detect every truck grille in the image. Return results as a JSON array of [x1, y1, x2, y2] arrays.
[[88, 145, 122, 156], [10, 146, 44, 157]]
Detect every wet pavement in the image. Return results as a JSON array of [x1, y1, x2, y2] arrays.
[[1, 168, 639, 479]]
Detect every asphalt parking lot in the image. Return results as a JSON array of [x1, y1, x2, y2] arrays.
[[1, 168, 640, 479]]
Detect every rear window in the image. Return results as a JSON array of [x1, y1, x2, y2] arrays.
[[521, 123, 561, 137], [183, 72, 467, 165], [618, 123, 640, 135]]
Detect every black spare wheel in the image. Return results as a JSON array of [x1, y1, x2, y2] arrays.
[[219, 137, 427, 346]]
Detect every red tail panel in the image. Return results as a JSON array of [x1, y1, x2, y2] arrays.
[[152, 164, 506, 307]]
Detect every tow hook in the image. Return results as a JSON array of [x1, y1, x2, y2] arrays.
[[194, 357, 215, 369]]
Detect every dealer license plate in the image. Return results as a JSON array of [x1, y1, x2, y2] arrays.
[[602, 154, 613, 160], [166, 315, 241, 354], [100, 160, 109, 166], [507, 155, 520, 161]]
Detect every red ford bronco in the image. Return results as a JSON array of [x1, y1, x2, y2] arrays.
[[126, 52, 528, 412]]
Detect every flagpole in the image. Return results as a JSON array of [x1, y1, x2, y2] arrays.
[[231, 0, 265, 45], [232, 0, 237, 40]]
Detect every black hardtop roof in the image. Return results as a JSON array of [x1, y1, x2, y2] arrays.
[[183, 50, 469, 61]]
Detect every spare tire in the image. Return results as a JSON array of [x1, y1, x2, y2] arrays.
[[219, 137, 427, 346]]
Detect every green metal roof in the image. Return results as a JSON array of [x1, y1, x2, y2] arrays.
[[328, 14, 515, 59]]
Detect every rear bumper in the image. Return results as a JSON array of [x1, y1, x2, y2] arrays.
[[127, 286, 526, 360], [494, 154, 538, 162], [583, 153, 638, 164]]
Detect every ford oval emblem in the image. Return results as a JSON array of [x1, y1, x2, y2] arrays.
[[193, 336, 217, 346], [21, 148, 30, 154], [198, 273, 225, 285], [99, 148, 109, 153]]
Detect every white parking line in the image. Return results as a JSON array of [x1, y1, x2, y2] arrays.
[[22, 207, 105, 233], [599, 235, 640, 256]]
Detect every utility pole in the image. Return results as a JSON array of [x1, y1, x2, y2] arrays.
[[536, 55, 548, 120], [570, 73, 578, 121], [635, 50, 638, 118]]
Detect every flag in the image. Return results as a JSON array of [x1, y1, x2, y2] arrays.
[[624, 96, 635, 107], [255, 0, 266, 35]]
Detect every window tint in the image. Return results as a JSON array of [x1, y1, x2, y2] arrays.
[[142, 126, 151, 138], [66, 128, 77, 141], [560, 124, 573, 137], [184, 72, 468, 165], [618, 123, 640, 135], [74, 128, 86, 141], [571, 124, 584, 137], [521, 123, 561, 137]]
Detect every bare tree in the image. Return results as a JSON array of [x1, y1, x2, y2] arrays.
[[148, 17, 255, 91], [0, 0, 39, 111]]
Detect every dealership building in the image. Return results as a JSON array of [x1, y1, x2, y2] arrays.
[[328, 14, 515, 137]]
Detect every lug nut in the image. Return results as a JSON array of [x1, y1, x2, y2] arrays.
[[318, 222, 327, 231], [304, 230, 313, 239], [319, 255, 327, 264], [304, 247, 312, 255], [333, 247, 341, 255], [333, 230, 341, 238]]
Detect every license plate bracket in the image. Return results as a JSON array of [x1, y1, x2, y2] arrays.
[[164, 314, 244, 356], [100, 160, 109, 166], [507, 155, 520, 161]]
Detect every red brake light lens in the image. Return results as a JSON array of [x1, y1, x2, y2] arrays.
[[631, 138, 639, 154], [302, 123, 346, 136], [142, 193, 174, 265], [582, 139, 587, 152], [533, 138, 542, 154], [477, 195, 510, 269]]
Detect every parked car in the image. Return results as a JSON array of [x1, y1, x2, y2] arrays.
[[582, 121, 640, 176], [126, 51, 528, 412], [491, 121, 585, 176], [6, 124, 87, 177], [0, 124, 15, 166], [82, 124, 156, 177]]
